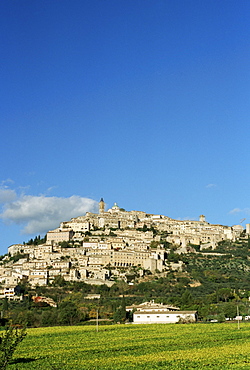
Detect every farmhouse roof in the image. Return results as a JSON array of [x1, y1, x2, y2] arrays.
[[134, 310, 197, 315]]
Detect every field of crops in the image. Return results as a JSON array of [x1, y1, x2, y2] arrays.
[[9, 322, 250, 369]]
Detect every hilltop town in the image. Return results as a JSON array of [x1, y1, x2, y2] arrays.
[[1, 199, 248, 297]]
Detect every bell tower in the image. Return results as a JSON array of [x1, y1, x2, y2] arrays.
[[99, 198, 105, 214], [199, 215, 206, 222]]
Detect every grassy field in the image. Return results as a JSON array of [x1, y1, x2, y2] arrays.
[[8, 322, 250, 369]]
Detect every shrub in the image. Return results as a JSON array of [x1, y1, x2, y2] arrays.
[[0, 324, 27, 369]]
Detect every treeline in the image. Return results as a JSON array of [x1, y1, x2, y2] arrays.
[[24, 235, 46, 246], [0, 281, 128, 327]]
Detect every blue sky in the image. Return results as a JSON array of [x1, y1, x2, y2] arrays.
[[1, 0, 250, 254]]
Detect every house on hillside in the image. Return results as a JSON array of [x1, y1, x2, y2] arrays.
[[133, 310, 197, 324], [32, 296, 57, 307], [127, 300, 197, 324], [0, 285, 22, 300]]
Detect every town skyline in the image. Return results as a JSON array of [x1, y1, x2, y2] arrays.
[[0, 193, 249, 255], [2, 197, 248, 256]]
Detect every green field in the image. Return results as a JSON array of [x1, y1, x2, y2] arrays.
[[9, 322, 250, 369]]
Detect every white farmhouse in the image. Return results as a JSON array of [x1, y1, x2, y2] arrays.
[[133, 310, 197, 324], [129, 300, 197, 324]]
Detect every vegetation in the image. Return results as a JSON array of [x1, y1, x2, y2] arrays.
[[24, 235, 46, 246], [0, 324, 26, 370], [3, 253, 29, 264], [58, 241, 72, 248], [7, 323, 250, 369]]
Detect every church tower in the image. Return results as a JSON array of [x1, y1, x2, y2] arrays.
[[199, 215, 206, 222], [99, 198, 105, 214]]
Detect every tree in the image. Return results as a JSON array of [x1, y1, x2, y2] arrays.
[[113, 296, 126, 323], [41, 309, 58, 327], [223, 302, 237, 319], [150, 241, 160, 249], [198, 305, 210, 321], [217, 288, 233, 302], [0, 324, 27, 369], [59, 241, 71, 248], [167, 252, 179, 263], [52, 275, 67, 287], [2, 298, 9, 314], [58, 301, 82, 325], [180, 290, 193, 307]]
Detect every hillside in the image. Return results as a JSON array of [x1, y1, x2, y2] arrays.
[[1, 202, 250, 326], [1, 236, 250, 326], [3, 201, 247, 289]]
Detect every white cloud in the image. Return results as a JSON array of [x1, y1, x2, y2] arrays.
[[0, 194, 98, 235], [229, 208, 242, 214], [229, 208, 250, 215], [206, 184, 217, 188], [0, 179, 14, 187], [47, 186, 58, 193], [0, 189, 17, 204]]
